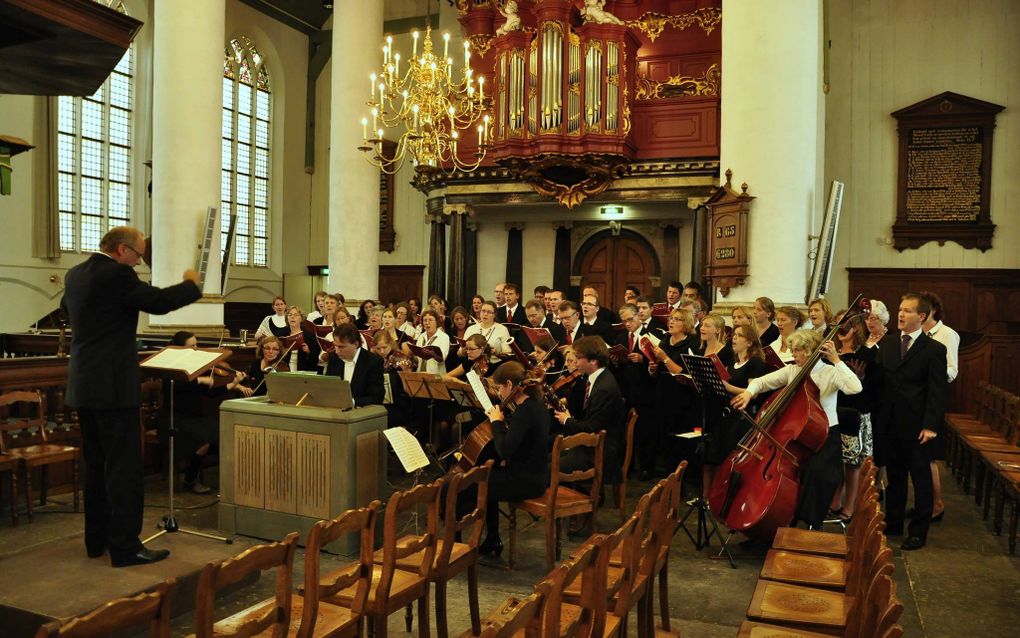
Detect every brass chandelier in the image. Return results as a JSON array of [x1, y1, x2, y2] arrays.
[[358, 15, 490, 175]]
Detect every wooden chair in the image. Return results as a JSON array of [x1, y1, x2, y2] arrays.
[[646, 461, 687, 636], [0, 390, 80, 521], [320, 480, 443, 638], [472, 591, 544, 638], [375, 461, 493, 638], [736, 573, 903, 638], [744, 529, 892, 634], [190, 532, 300, 638], [35, 579, 176, 638], [771, 460, 877, 559], [759, 497, 884, 592], [139, 379, 164, 469], [540, 540, 606, 638], [509, 431, 606, 570], [613, 409, 638, 516]]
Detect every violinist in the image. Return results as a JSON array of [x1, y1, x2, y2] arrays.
[[324, 323, 385, 407], [769, 306, 805, 364], [371, 331, 414, 426], [532, 336, 564, 380], [464, 301, 511, 355], [444, 334, 499, 381], [553, 346, 586, 419], [283, 306, 320, 372], [477, 361, 552, 558], [732, 329, 862, 530], [160, 331, 251, 494], [754, 297, 781, 346], [245, 336, 285, 396], [254, 296, 289, 339]]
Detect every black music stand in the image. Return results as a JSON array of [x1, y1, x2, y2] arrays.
[[676, 354, 735, 568], [139, 346, 234, 546], [398, 371, 451, 472]]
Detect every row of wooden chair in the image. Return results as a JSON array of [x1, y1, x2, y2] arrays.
[[943, 380, 1020, 553], [36, 461, 495, 638], [0, 390, 80, 527], [473, 461, 687, 638], [736, 459, 905, 637]]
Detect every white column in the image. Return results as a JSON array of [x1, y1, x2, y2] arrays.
[[328, 1, 383, 301], [717, 0, 824, 307], [150, 0, 225, 328]]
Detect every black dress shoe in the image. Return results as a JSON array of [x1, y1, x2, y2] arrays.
[[931, 510, 944, 522], [478, 537, 503, 558], [900, 536, 926, 551], [87, 547, 105, 558], [111, 548, 171, 567]]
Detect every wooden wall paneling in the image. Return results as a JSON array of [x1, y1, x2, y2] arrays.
[[378, 265, 425, 306], [631, 98, 719, 158]]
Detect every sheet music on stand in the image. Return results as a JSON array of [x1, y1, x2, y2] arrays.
[[398, 371, 450, 401], [140, 346, 231, 381], [383, 427, 431, 473], [677, 354, 731, 400], [465, 370, 494, 413], [446, 378, 484, 409]]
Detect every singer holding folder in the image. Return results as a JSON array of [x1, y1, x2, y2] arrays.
[[60, 226, 203, 567]]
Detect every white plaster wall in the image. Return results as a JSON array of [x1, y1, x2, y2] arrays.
[[825, 0, 1020, 307]]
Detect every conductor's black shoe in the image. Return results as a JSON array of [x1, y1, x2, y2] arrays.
[[86, 547, 105, 558], [111, 548, 170, 568], [900, 536, 926, 551]]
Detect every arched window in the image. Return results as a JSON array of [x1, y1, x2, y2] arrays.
[[57, 1, 133, 252], [222, 36, 271, 268]]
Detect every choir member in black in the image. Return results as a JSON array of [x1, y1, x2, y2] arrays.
[[554, 336, 624, 486], [282, 305, 320, 372], [709, 325, 771, 492], [828, 311, 881, 521], [733, 329, 862, 530], [616, 303, 659, 479], [307, 290, 327, 323], [245, 336, 284, 397], [408, 297, 422, 323], [371, 331, 415, 428], [313, 293, 340, 327], [254, 296, 289, 339], [446, 306, 472, 373], [730, 305, 754, 332], [470, 295, 484, 322], [478, 361, 551, 557], [428, 294, 455, 335], [501, 284, 528, 326], [650, 308, 700, 435], [695, 313, 733, 365], [579, 293, 615, 344], [636, 296, 666, 340], [689, 313, 734, 493], [160, 331, 252, 494], [754, 296, 781, 346], [379, 307, 401, 344], [355, 299, 376, 330]]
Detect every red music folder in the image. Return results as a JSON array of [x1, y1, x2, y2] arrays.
[[406, 342, 443, 361]]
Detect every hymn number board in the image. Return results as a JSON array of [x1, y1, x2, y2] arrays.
[[704, 169, 754, 297], [891, 92, 1003, 252]]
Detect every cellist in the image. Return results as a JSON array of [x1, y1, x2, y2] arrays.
[[732, 329, 862, 530]]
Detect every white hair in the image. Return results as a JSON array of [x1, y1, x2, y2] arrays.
[[869, 299, 889, 326]]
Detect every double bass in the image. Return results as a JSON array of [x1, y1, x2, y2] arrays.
[[708, 296, 870, 540]]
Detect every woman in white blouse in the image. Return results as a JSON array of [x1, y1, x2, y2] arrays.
[[733, 328, 862, 530], [463, 300, 511, 355], [406, 309, 450, 375]]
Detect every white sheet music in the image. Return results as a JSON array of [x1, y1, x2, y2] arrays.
[[383, 427, 430, 473], [140, 347, 223, 376], [466, 370, 494, 413]]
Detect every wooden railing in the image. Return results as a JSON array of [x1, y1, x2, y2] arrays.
[[952, 334, 1020, 414]]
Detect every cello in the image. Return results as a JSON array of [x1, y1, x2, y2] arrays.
[[708, 296, 870, 540]]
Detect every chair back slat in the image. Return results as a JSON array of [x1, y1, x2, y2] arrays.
[[302, 502, 380, 637], [439, 461, 493, 572], [605, 506, 643, 617], [35, 579, 175, 638], [194, 532, 299, 638], [0, 390, 48, 444], [541, 541, 605, 638], [556, 431, 606, 504], [377, 479, 443, 604], [477, 592, 545, 638]]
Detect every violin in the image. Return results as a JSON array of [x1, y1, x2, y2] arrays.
[[452, 377, 542, 474]]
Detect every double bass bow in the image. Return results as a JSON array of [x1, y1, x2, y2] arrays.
[[707, 295, 871, 540]]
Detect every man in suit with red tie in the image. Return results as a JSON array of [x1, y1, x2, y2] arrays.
[[616, 303, 658, 479], [579, 293, 615, 344], [874, 293, 947, 551], [501, 283, 528, 326], [555, 335, 624, 491], [558, 300, 584, 346], [325, 323, 386, 407], [521, 298, 566, 352]]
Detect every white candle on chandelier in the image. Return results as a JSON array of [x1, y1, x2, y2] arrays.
[[464, 41, 470, 65], [447, 58, 453, 87], [394, 53, 400, 77], [478, 76, 484, 100], [412, 103, 420, 129], [443, 32, 450, 59], [371, 107, 378, 132], [361, 117, 368, 140], [448, 105, 455, 129], [370, 73, 376, 99], [412, 30, 419, 57], [477, 124, 484, 145], [382, 45, 388, 66], [484, 114, 491, 144]]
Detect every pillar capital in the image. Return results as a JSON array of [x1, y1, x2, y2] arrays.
[[505, 221, 525, 232]]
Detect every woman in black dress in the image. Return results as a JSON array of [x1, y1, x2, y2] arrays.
[[754, 296, 781, 347], [651, 307, 700, 433], [245, 336, 284, 396], [477, 361, 551, 557], [355, 299, 376, 330], [282, 306, 320, 372], [161, 331, 252, 494], [692, 313, 734, 496]]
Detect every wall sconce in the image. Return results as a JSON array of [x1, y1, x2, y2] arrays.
[[307, 265, 330, 276], [600, 205, 623, 215]]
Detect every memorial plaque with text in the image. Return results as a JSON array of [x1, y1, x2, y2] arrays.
[[892, 92, 1003, 251]]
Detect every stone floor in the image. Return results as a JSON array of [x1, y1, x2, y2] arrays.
[[1, 461, 1019, 637]]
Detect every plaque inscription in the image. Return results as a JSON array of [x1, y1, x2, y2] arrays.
[[905, 126, 982, 222]]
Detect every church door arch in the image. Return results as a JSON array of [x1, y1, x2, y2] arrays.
[[574, 229, 660, 309]]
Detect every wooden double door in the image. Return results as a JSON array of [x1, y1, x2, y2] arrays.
[[576, 231, 659, 308]]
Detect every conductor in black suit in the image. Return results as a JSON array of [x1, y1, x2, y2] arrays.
[[874, 293, 948, 551], [555, 336, 624, 486], [324, 323, 386, 407], [60, 226, 202, 567]]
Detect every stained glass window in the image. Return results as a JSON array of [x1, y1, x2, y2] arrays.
[[57, 12, 133, 253], [222, 36, 271, 267]]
